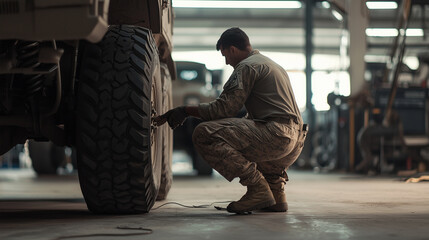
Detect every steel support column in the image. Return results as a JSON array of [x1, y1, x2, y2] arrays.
[[348, 0, 368, 95], [305, 0, 315, 124]]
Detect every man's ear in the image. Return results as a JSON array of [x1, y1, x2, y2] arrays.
[[229, 46, 237, 54]]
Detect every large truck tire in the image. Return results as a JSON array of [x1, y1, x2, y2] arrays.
[[28, 141, 65, 175], [157, 63, 173, 201], [76, 25, 163, 214]]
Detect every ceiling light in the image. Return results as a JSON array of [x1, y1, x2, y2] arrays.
[[172, 0, 302, 9], [405, 29, 425, 36], [366, 28, 398, 37], [321, 1, 330, 9], [366, 28, 424, 37], [331, 10, 343, 21], [366, 1, 398, 9]]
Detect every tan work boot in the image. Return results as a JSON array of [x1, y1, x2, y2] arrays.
[[227, 178, 276, 214], [262, 182, 288, 212]]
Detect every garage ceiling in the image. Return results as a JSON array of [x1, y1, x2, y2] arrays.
[[172, 0, 429, 61]]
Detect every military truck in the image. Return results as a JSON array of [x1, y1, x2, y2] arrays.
[[0, 0, 175, 214], [172, 61, 221, 175]]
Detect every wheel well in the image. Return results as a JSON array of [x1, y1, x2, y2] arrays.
[[108, 0, 161, 33]]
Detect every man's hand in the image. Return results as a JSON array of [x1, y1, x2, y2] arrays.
[[153, 106, 188, 129]]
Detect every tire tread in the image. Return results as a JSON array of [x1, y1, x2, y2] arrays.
[[76, 25, 159, 213]]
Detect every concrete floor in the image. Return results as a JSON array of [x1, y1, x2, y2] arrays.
[[0, 169, 429, 240]]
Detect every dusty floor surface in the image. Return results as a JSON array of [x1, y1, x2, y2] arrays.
[[0, 169, 428, 240]]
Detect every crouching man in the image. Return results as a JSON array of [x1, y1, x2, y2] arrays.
[[155, 27, 307, 214]]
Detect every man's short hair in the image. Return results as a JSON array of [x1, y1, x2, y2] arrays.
[[216, 27, 250, 51]]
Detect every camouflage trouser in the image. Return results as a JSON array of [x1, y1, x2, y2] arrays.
[[192, 118, 307, 186]]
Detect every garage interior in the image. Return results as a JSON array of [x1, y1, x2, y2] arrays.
[[1, 0, 429, 239]]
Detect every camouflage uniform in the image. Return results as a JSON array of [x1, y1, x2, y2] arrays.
[[193, 50, 306, 186]]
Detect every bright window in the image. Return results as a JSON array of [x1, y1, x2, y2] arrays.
[[312, 71, 350, 111], [173, 51, 350, 112]]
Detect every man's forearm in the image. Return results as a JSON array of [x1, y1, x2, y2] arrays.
[[184, 106, 201, 119]]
